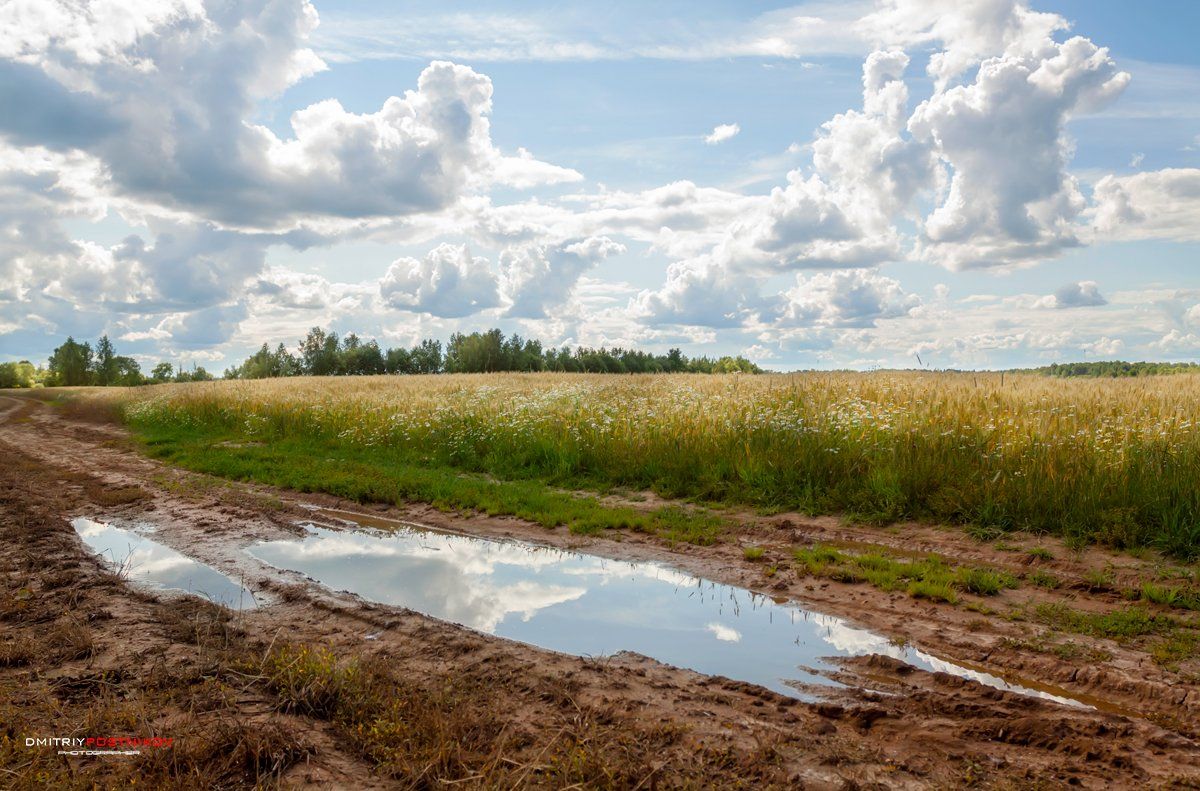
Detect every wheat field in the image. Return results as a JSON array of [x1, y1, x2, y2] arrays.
[[87, 371, 1200, 558]]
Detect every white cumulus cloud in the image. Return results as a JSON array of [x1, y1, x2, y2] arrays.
[[704, 123, 741, 145], [908, 36, 1130, 269], [379, 243, 500, 318], [0, 2, 575, 233], [501, 236, 625, 318], [771, 269, 921, 328], [1033, 281, 1107, 309], [1090, 168, 1200, 242]]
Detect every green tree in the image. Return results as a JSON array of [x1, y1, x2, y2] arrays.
[[298, 327, 341, 376], [112, 356, 144, 386], [340, 335, 384, 375], [228, 343, 299, 379], [150, 362, 174, 382], [410, 339, 442, 373], [385, 346, 414, 374], [174, 366, 214, 382], [92, 335, 118, 386], [0, 361, 38, 388], [48, 337, 93, 386]]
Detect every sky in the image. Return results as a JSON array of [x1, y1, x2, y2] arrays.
[[1, 0, 1198, 373]]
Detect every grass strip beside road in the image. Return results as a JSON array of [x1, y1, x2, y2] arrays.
[[134, 422, 725, 545]]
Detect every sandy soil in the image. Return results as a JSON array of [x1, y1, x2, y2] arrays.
[[1, 392, 1198, 789]]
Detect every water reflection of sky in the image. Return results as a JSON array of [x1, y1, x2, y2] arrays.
[[247, 521, 1083, 705], [72, 518, 257, 610]]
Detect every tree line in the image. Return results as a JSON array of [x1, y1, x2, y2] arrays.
[[224, 327, 764, 378], [0, 328, 762, 389], [1031, 361, 1200, 378], [0, 336, 215, 388], [15, 337, 1195, 387]]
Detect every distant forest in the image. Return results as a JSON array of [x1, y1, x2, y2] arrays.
[[2, 327, 762, 388], [224, 327, 764, 378], [1029, 361, 1200, 378]]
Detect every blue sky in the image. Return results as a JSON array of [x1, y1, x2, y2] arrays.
[[1, 0, 1198, 371]]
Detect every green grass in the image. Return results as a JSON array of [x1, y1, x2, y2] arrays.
[[1051, 642, 1112, 663], [793, 544, 845, 575], [853, 553, 905, 591], [1150, 631, 1200, 670], [133, 423, 725, 544], [1140, 583, 1200, 611], [1033, 603, 1175, 641], [1031, 603, 1199, 671], [1083, 569, 1116, 592], [1026, 569, 1061, 589], [1140, 583, 1183, 608], [742, 546, 765, 561], [999, 635, 1113, 663], [908, 579, 959, 604], [792, 545, 1015, 604], [955, 567, 1019, 596]]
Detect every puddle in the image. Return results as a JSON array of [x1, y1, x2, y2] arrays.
[[73, 518, 258, 610], [247, 511, 1086, 706]]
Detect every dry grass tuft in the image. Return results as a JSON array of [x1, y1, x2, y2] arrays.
[[84, 483, 149, 506], [0, 635, 37, 667]]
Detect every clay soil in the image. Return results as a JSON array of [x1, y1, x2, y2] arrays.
[[1, 393, 1198, 789]]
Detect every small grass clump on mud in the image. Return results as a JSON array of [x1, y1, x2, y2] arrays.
[[998, 635, 1113, 664], [1033, 603, 1174, 641], [955, 567, 1019, 596], [792, 544, 1016, 604], [1140, 583, 1200, 611], [67, 371, 1200, 557], [1032, 602, 1200, 671], [908, 579, 959, 604], [1026, 569, 1061, 589], [1084, 568, 1117, 592], [1151, 631, 1200, 671]]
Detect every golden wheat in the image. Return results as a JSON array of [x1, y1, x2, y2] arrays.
[[84, 372, 1200, 557]]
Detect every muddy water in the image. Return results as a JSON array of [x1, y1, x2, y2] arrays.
[[247, 513, 1084, 706], [72, 517, 258, 610]]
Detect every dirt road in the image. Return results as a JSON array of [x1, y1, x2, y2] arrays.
[[1, 393, 1197, 788]]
